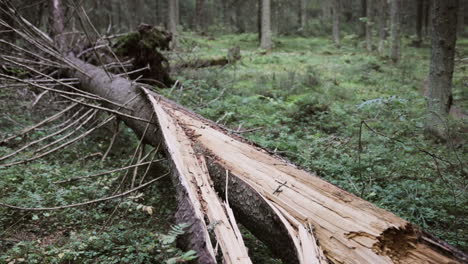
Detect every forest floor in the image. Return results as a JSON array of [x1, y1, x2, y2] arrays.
[[0, 33, 467, 263]]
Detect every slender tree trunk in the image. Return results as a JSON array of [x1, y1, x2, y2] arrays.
[[389, 0, 401, 62], [49, 0, 66, 52], [377, 0, 388, 55], [425, 0, 459, 139], [458, 0, 465, 36], [175, 0, 179, 25], [258, 0, 262, 41], [300, 0, 307, 30], [168, 0, 178, 48], [360, 0, 367, 37], [415, 0, 424, 47], [235, 2, 245, 33], [194, 0, 205, 31], [365, 0, 373, 51], [260, 0, 272, 49], [424, 0, 431, 36], [332, 0, 341, 48]]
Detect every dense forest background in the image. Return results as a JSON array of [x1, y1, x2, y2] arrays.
[[0, 0, 467, 263]]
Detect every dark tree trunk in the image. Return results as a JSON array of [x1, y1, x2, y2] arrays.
[[235, 1, 245, 33], [332, 0, 341, 48], [389, 0, 401, 63], [425, 0, 459, 139], [258, 0, 262, 41], [360, 0, 367, 37], [424, 0, 431, 36], [415, 0, 424, 47], [458, 0, 465, 36], [377, 0, 388, 55], [299, 0, 307, 30], [194, 0, 205, 31], [365, 0, 373, 51]]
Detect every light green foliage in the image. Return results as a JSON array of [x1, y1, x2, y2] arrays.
[[167, 33, 467, 250]]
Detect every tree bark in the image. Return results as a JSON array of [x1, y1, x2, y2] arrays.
[[366, 0, 373, 51], [424, 0, 431, 36], [389, 0, 401, 62], [332, 0, 341, 48], [360, 0, 367, 37], [377, 0, 388, 55], [258, 0, 262, 41], [415, 0, 424, 46], [458, 0, 465, 36], [300, 0, 307, 30], [425, 0, 459, 139], [168, 0, 178, 48], [49, 0, 66, 52], [194, 0, 205, 31], [260, 0, 272, 49]]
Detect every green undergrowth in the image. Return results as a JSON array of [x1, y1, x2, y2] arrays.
[[166, 33, 468, 251], [0, 91, 193, 263]]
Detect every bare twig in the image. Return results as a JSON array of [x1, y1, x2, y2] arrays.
[[0, 171, 170, 211], [0, 108, 91, 161], [54, 160, 162, 184], [101, 119, 120, 162], [0, 102, 78, 144], [0, 115, 115, 168]]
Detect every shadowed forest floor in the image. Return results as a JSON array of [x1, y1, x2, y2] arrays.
[[1, 34, 467, 263]]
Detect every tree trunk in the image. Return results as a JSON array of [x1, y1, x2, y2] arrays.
[[194, 0, 205, 31], [260, 0, 272, 49], [332, 0, 341, 48], [377, 0, 388, 55], [168, 0, 178, 48], [235, 1, 245, 33], [425, 0, 459, 139], [389, 0, 401, 62], [300, 0, 307, 30], [424, 0, 431, 37], [415, 0, 424, 46], [258, 0, 262, 41], [49, 0, 66, 52], [360, 0, 367, 37], [366, 0, 373, 51], [175, 0, 179, 25], [458, 0, 465, 36]]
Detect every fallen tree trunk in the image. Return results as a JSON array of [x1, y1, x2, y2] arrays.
[[67, 55, 467, 264]]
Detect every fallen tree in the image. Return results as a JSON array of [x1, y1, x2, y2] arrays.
[[65, 55, 467, 263], [174, 46, 241, 69], [1, 2, 467, 263]]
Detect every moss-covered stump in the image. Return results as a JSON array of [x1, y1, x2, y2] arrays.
[[115, 24, 174, 87]]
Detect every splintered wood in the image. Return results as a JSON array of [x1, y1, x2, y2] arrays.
[[144, 90, 462, 264], [146, 92, 251, 264]]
